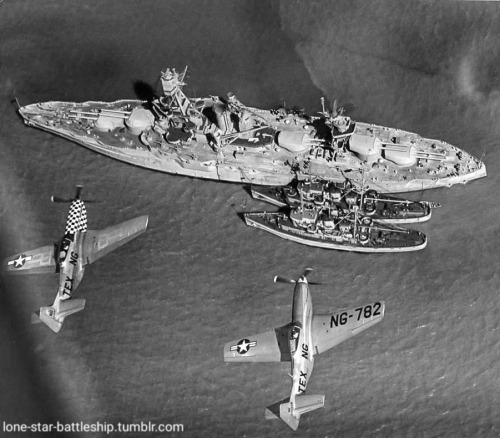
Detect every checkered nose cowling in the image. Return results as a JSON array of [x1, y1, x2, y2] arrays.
[[65, 200, 88, 234]]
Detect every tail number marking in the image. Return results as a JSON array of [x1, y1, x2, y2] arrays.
[[330, 302, 382, 327]]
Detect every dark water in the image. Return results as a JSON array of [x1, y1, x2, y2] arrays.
[[1, 1, 500, 437]]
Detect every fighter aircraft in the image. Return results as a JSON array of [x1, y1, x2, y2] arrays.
[[3, 186, 148, 333], [224, 268, 385, 430]]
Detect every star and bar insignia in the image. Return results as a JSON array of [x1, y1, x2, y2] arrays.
[[7, 254, 33, 269], [230, 339, 257, 354]]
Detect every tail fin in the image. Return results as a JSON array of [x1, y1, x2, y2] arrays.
[[265, 394, 325, 431], [36, 298, 86, 333]]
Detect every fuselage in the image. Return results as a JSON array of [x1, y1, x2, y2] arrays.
[[290, 278, 314, 408], [55, 231, 85, 309], [54, 198, 88, 310]]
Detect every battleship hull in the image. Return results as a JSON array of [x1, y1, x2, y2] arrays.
[[18, 72, 486, 192], [244, 212, 427, 253]]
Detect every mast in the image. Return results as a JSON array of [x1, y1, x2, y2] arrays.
[[354, 166, 367, 240], [156, 67, 193, 118]]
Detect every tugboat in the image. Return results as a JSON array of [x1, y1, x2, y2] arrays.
[[244, 206, 427, 253], [19, 67, 486, 192], [250, 179, 440, 223]]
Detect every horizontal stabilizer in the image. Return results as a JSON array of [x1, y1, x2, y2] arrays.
[[30, 311, 43, 324], [58, 298, 86, 318], [294, 394, 325, 416], [265, 397, 288, 420], [38, 298, 86, 333], [265, 394, 324, 431], [39, 308, 63, 333]]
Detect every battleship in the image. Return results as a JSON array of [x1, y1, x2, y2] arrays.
[[244, 209, 427, 253], [250, 179, 439, 224], [19, 67, 486, 192]]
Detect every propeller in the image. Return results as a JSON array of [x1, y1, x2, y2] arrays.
[[51, 185, 97, 203], [274, 268, 321, 285], [274, 276, 296, 284]]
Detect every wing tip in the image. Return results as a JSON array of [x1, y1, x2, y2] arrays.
[[136, 215, 149, 231], [378, 300, 386, 318]]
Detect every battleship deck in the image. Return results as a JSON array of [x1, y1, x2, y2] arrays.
[[244, 212, 427, 253], [18, 73, 487, 192], [250, 184, 434, 224]]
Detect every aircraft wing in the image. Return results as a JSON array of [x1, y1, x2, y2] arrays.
[[312, 301, 385, 355], [82, 215, 148, 266], [224, 323, 293, 362], [3, 245, 56, 275]]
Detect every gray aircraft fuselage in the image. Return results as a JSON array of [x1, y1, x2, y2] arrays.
[[290, 278, 314, 408], [55, 231, 85, 308]]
